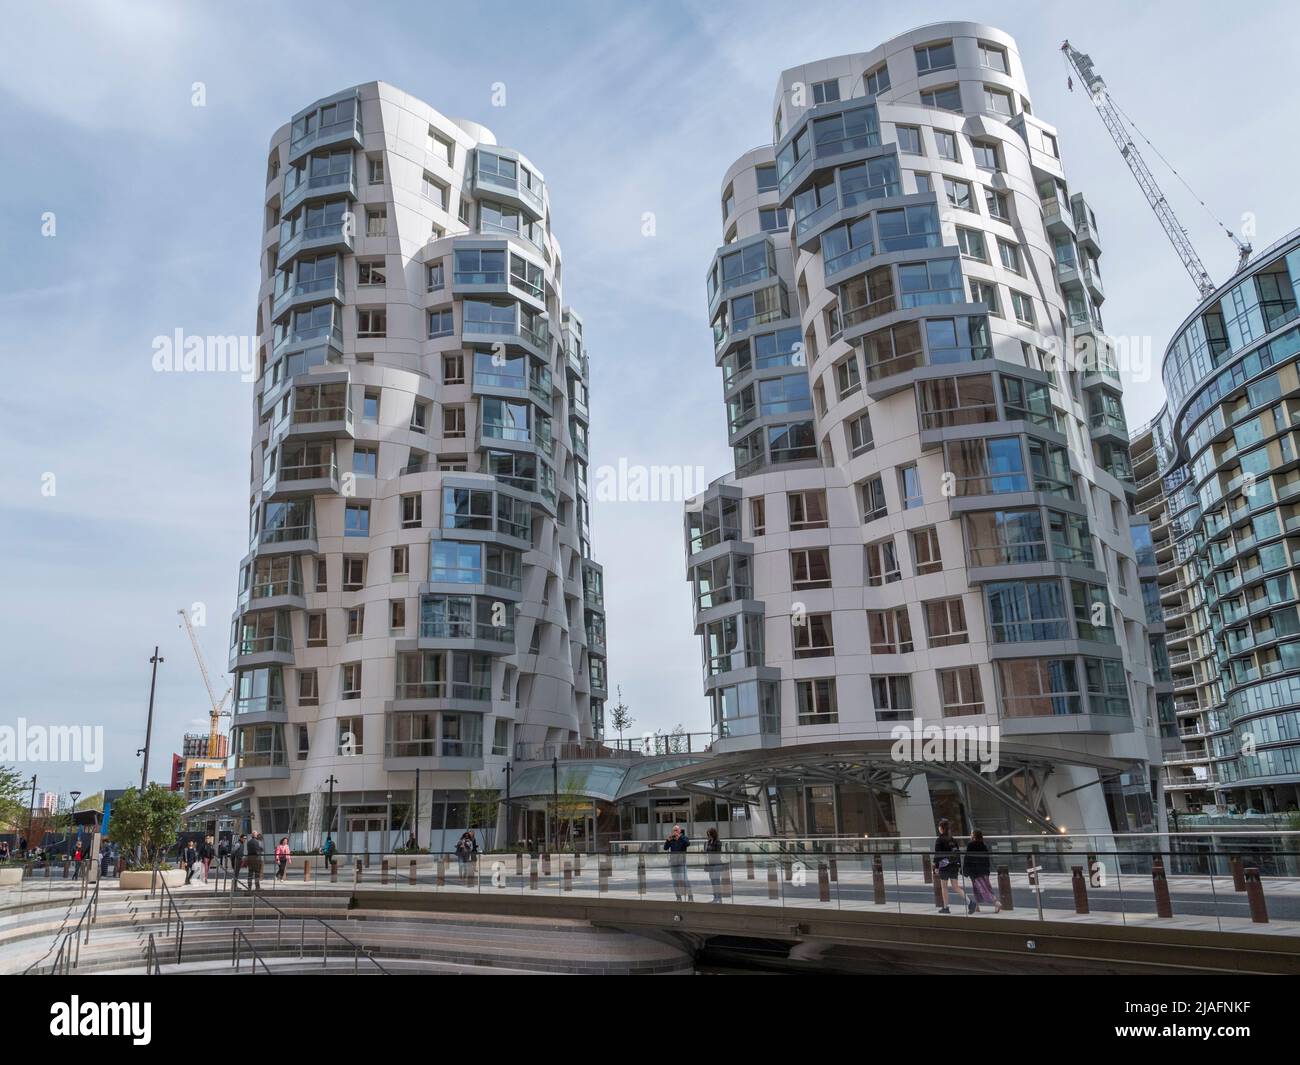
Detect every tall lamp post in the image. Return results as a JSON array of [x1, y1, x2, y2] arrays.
[[504, 762, 513, 850], [69, 791, 81, 856], [413, 768, 421, 849], [139, 647, 164, 790], [324, 775, 338, 846], [551, 756, 559, 854], [25, 774, 37, 855]]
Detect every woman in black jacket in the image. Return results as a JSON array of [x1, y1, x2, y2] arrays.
[[964, 829, 1000, 913], [932, 818, 966, 913]]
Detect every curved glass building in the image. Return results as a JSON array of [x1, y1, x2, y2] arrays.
[[683, 23, 1161, 838], [1132, 229, 1300, 815], [227, 83, 606, 851]]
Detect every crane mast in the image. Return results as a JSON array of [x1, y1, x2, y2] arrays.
[[1061, 40, 1226, 300], [177, 609, 231, 759]]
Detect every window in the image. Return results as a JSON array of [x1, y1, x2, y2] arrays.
[[985, 579, 1068, 642], [755, 164, 778, 192], [871, 675, 912, 721], [441, 353, 464, 384], [860, 319, 923, 379], [367, 155, 384, 184], [1071, 581, 1114, 642], [759, 207, 788, 232], [793, 613, 834, 658], [750, 496, 766, 535], [357, 309, 386, 337], [796, 679, 838, 725], [366, 208, 387, 237], [357, 260, 386, 286], [492, 719, 510, 757], [392, 545, 409, 577], [834, 353, 861, 399], [920, 85, 962, 111], [864, 64, 891, 97], [972, 140, 1000, 171], [900, 464, 923, 508], [895, 124, 921, 154], [848, 411, 874, 456], [812, 79, 840, 104], [344, 502, 370, 537], [422, 171, 448, 207], [427, 261, 445, 291], [791, 548, 831, 589], [878, 204, 940, 251], [788, 490, 828, 530], [338, 714, 363, 753], [865, 536, 900, 585], [307, 612, 327, 647], [998, 239, 1024, 274], [984, 86, 1013, 117], [343, 556, 365, 590], [861, 475, 887, 522], [915, 42, 955, 73], [939, 667, 984, 716], [925, 598, 968, 646], [429, 128, 454, 164], [912, 527, 942, 574], [969, 279, 1001, 317], [401, 493, 423, 529], [314, 558, 327, 592], [429, 309, 454, 338], [1042, 131, 1059, 159], [352, 446, 377, 478], [957, 227, 987, 261], [868, 607, 913, 653], [298, 670, 318, 707], [934, 130, 958, 161], [1011, 291, 1036, 326], [943, 177, 974, 211], [443, 405, 465, 439], [389, 599, 406, 631], [346, 605, 364, 638], [985, 188, 1010, 220], [979, 42, 1008, 72]]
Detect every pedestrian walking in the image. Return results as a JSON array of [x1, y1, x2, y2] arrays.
[[964, 829, 1000, 914], [182, 840, 199, 885], [663, 824, 693, 902], [275, 837, 290, 881], [200, 836, 215, 883], [246, 832, 264, 890], [454, 831, 478, 882], [933, 818, 966, 914], [704, 828, 725, 903], [230, 834, 247, 891]]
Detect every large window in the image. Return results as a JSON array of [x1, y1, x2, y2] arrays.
[[985, 579, 1068, 642], [811, 105, 880, 156], [939, 667, 984, 716], [945, 436, 1028, 495], [796, 679, 838, 725], [868, 607, 913, 653], [925, 598, 968, 647], [871, 675, 912, 721], [966, 509, 1045, 566], [791, 548, 832, 589], [877, 205, 940, 252]]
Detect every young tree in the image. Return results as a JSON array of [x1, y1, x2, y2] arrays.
[[105, 784, 186, 869], [466, 773, 500, 850], [0, 766, 26, 835], [609, 686, 634, 745]]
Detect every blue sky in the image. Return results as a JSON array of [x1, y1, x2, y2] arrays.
[[3, 0, 1298, 797]]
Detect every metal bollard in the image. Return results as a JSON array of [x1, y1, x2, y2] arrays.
[[330, 859, 338, 883], [435, 857, 445, 887], [409, 860, 417, 886], [303, 859, 311, 882], [1025, 854, 1038, 889], [636, 855, 646, 895], [515, 853, 523, 877], [381, 859, 389, 885], [1244, 867, 1269, 923], [767, 862, 779, 900], [997, 865, 1014, 911], [542, 853, 551, 877], [1152, 858, 1173, 918], [828, 857, 838, 883], [354, 859, 362, 884], [872, 855, 887, 905], [745, 853, 755, 880], [722, 862, 733, 900], [1231, 856, 1246, 892], [1071, 865, 1089, 914], [817, 862, 831, 903], [529, 858, 539, 890], [562, 859, 572, 892], [598, 856, 609, 894], [922, 854, 932, 884], [932, 867, 944, 908], [573, 851, 582, 877]]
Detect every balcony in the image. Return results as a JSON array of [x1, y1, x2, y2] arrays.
[[472, 152, 545, 218], [288, 106, 363, 164], [263, 456, 340, 499], [277, 220, 353, 266], [228, 633, 294, 670], [272, 273, 345, 320], [282, 167, 357, 216]]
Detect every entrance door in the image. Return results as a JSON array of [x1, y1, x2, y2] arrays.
[[346, 816, 385, 855]]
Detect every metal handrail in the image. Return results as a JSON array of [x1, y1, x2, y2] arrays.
[[29, 871, 99, 975], [243, 888, 391, 974], [152, 866, 185, 964], [232, 927, 273, 974], [144, 932, 162, 975]]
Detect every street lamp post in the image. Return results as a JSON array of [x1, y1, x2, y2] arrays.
[[414, 768, 421, 850], [139, 647, 164, 790], [26, 775, 36, 855], [551, 756, 559, 854], [324, 775, 338, 845], [504, 762, 513, 850]]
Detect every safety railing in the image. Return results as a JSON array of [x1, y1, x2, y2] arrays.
[[232, 926, 273, 974], [144, 932, 162, 975], [29, 870, 100, 975], [237, 886, 391, 974], [152, 866, 185, 964]]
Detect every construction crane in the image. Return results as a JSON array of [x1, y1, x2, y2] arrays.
[[1061, 40, 1251, 300], [177, 609, 232, 760]]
